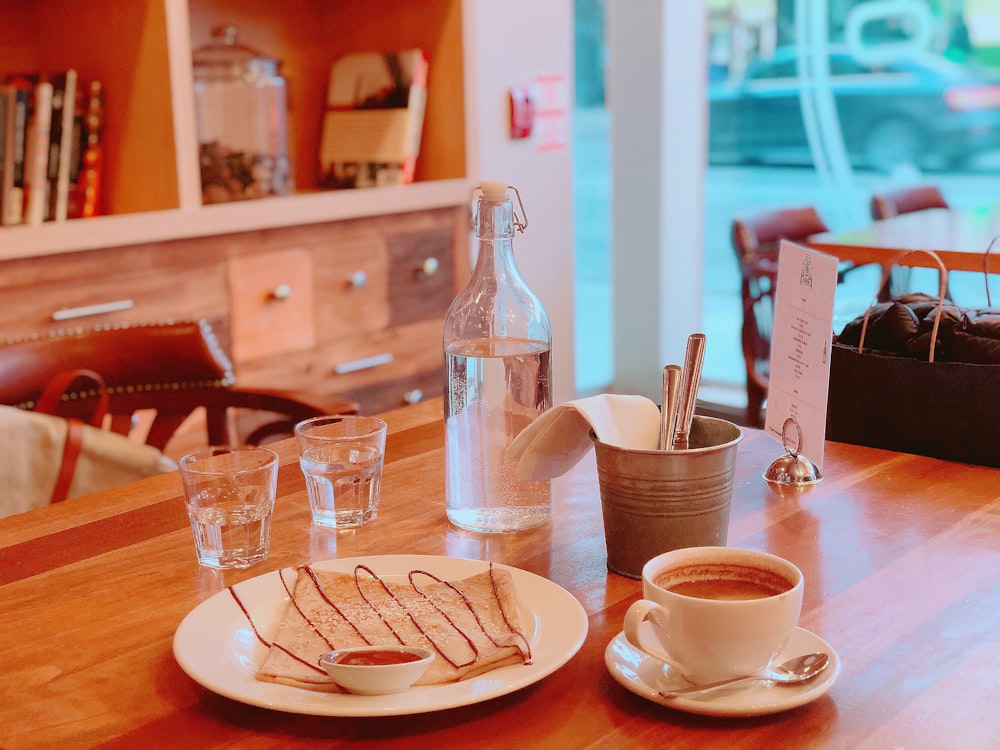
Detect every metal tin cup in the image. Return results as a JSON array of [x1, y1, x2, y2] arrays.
[[592, 416, 743, 579]]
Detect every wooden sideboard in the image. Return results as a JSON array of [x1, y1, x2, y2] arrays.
[[0, 206, 467, 415]]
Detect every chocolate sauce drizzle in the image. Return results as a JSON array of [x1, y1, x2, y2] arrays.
[[408, 564, 532, 664], [351, 564, 413, 647], [303, 565, 370, 645], [354, 564, 477, 669], [228, 574, 327, 675], [230, 562, 533, 678]]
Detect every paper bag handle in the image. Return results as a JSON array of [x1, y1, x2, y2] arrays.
[[858, 249, 948, 364], [985, 236, 998, 308]]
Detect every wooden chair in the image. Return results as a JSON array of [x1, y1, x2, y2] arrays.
[[730, 207, 830, 427], [0, 320, 357, 457], [871, 185, 950, 298], [870, 184, 949, 220]]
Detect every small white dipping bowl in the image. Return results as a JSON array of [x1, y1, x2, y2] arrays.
[[318, 645, 435, 695]]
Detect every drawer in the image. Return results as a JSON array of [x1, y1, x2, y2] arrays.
[[338, 368, 444, 415], [228, 248, 316, 362], [236, 318, 444, 397], [312, 235, 389, 343], [0, 262, 229, 338], [387, 227, 455, 325]]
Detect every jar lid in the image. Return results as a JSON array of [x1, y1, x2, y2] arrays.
[[192, 26, 281, 79]]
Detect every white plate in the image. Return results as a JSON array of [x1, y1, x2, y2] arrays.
[[605, 625, 840, 717], [173, 554, 588, 717]]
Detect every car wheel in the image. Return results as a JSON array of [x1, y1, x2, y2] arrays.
[[863, 117, 925, 174]]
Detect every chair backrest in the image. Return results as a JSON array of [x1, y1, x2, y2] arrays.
[[0, 320, 354, 454], [0, 319, 234, 409], [870, 185, 949, 220], [730, 206, 829, 427], [731, 206, 830, 268]]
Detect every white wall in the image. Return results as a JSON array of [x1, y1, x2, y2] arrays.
[[609, 0, 706, 401], [465, 0, 577, 405]]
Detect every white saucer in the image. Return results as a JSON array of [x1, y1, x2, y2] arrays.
[[605, 624, 840, 717]]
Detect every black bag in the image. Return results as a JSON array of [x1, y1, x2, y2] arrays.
[[827, 250, 1000, 468]]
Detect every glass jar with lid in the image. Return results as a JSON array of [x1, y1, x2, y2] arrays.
[[192, 26, 292, 203]]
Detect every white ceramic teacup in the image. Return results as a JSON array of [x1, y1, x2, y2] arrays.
[[623, 546, 803, 685]]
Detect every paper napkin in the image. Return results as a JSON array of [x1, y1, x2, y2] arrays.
[[508, 394, 661, 481]]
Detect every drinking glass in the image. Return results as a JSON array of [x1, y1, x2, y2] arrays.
[[179, 446, 279, 569], [295, 415, 387, 529]]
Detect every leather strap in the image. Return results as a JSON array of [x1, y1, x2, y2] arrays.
[[51, 418, 85, 504], [35, 369, 109, 427]]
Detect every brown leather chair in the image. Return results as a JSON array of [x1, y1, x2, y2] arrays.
[[0, 319, 357, 457], [730, 207, 830, 427], [870, 185, 950, 298], [870, 184, 949, 220]]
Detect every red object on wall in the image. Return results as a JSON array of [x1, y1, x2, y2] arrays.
[[509, 87, 535, 139]]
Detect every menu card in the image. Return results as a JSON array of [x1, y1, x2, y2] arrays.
[[764, 240, 839, 468]]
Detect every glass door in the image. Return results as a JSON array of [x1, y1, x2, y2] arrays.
[[704, 0, 1000, 408], [573, 0, 999, 404]]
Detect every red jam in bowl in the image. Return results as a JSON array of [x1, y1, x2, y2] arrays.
[[333, 649, 424, 667]]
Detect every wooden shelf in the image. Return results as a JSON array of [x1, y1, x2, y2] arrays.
[[0, 179, 472, 259], [0, 0, 470, 257], [0, 0, 180, 216]]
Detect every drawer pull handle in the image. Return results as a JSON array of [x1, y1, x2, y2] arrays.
[[348, 270, 367, 289], [417, 257, 440, 279], [333, 352, 394, 375], [403, 389, 424, 405], [271, 284, 292, 300], [51, 299, 134, 321]]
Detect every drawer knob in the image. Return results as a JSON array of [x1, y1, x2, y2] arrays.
[[271, 284, 292, 300], [403, 389, 424, 405], [417, 257, 440, 279], [348, 270, 368, 289]]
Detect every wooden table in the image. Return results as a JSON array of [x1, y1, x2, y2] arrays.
[[809, 205, 1000, 273], [3, 399, 999, 748]]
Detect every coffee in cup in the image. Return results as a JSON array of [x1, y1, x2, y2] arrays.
[[624, 546, 803, 684], [654, 562, 794, 601]]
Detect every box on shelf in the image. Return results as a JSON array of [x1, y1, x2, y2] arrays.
[[318, 49, 428, 190]]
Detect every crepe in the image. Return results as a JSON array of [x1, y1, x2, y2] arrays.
[[252, 564, 532, 692]]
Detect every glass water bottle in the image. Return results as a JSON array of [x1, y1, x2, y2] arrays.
[[443, 181, 553, 533]]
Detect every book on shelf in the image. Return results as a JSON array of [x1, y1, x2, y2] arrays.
[[318, 48, 428, 190], [23, 80, 53, 226], [0, 86, 14, 225], [67, 79, 104, 219], [1, 79, 31, 225], [47, 69, 77, 222], [0, 72, 103, 225]]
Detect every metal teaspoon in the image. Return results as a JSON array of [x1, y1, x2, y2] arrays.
[[658, 652, 830, 698], [658, 364, 682, 451], [671, 333, 706, 451]]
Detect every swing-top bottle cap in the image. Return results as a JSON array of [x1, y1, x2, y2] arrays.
[[480, 181, 509, 202]]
